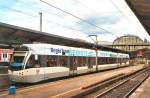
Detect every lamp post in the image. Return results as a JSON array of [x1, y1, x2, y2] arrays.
[[88, 35, 98, 71]]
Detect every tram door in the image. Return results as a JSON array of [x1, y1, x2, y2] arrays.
[[87, 57, 93, 69], [24, 55, 45, 81], [69, 56, 77, 73]]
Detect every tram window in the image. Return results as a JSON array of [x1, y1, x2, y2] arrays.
[[34, 55, 38, 60], [3, 54, 7, 58], [38, 55, 47, 67], [46, 56, 68, 67], [26, 55, 36, 69], [14, 56, 24, 63], [10, 65, 22, 71], [80, 57, 84, 67], [0, 54, 1, 60], [60, 56, 67, 67], [46, 56, 57, 67]]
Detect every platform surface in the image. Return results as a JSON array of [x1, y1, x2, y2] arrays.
[[130, 74, 150, 98]]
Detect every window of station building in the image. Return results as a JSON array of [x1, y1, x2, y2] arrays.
[[3, 54, 7, 58], [0, 54, 1, 61]]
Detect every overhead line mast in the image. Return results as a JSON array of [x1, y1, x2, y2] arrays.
[[39, 12, 42, 32], [40, 0, 117, 37]]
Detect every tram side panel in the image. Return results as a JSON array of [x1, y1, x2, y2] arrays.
[[9, 54, 129, 83], [8, 44, 130, 83]]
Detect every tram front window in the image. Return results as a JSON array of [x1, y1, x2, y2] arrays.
[[10, 52, 26, 71], [14, 56, 24, 63]]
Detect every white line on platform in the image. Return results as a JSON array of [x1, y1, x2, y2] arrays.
[[0, 74, 8, 76], [50, 87, 82, 98], [0, 79, 66, 97], [0, 92, 8, 97]]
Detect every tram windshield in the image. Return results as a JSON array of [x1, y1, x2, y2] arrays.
[[14, 56, 24, 63], [10, 52, 26, 71]]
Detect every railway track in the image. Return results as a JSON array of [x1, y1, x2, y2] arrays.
[[71, 67, 150, 98], [95, 70, 149, 98]]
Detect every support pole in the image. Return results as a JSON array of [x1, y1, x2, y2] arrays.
[[89, 35, 98, 71], [95, 35, 98, 71], [39, 12, 42, 32]]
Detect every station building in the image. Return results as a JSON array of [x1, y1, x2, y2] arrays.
[[108, 35, 150, 52], [106, 35, 150, 65], [0, 49, 13, 66]]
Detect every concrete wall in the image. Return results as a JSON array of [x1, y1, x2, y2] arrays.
[[0, 66, 9, 88], [0, 66, 8, 74], [0, 74, 9, 88]]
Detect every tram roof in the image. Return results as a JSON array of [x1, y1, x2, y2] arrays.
[[0, 22, 127, 53], [126, 0, 150, 35]]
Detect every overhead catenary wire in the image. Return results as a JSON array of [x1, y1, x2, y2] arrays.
[[11, 0, 65, 19], [109, 0, 136, 34], [109, 0, 132, 24], [0, 3, 117, 37], [44, 19, 82, 32], [6, 0, 119, 37], [40, 0, 118, 37], [1, 0, 120, 38], [75, 0, 136, 37], [76, 0, 136, 39], [75, 0, 97, 14], [109, 0, 140, 39], [0, 6, 37, 18], [76, 0, 120, 15], [0, 5, 86, 32]]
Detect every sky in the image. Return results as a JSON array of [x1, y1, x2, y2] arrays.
[[0, 0, 149, 43]]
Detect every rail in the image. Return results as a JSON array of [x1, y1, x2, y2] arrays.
[[71, 67, 149, 98]]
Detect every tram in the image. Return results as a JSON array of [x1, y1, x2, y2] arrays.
[[8, 43, 129, 83]]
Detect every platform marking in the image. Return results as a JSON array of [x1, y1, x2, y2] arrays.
[[0, 92, 8, 97], [50, 87, 82, 98], [0, 87, 81, 97], [0, 79, 65, 97], [0, 76, 84, 97]]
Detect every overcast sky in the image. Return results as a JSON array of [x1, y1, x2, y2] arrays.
[[0, 0, 149, 43]]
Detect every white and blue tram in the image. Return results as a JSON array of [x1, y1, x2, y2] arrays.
[[8, 43, 129, 83]]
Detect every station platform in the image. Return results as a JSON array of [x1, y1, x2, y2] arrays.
[[0, 64, 146, 98], [0, 66, 9, 90], [130, 74, 150, 98]]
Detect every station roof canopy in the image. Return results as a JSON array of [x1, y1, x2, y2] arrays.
[[0, 22, 127, 53], [126, 0, 150, 35]]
